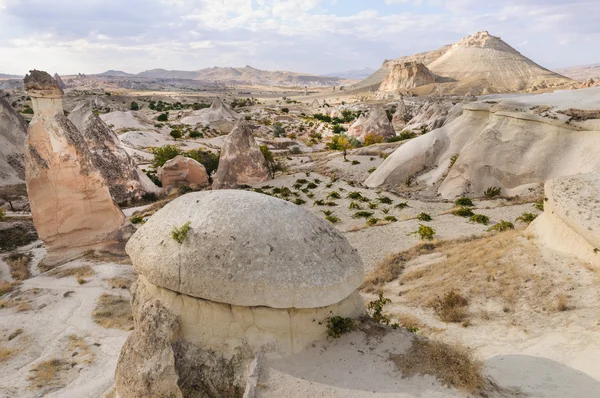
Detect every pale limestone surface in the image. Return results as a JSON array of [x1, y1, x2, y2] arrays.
[[133, 275, 365, 356], [528, 173, 600, 266], [126, 190, 365, 308], [180, 98, 241, 126], [212, 120, 270, 189], [0, 96, 27, 186], [378, 62, 435, 95], [24, 70, 133, 266], [347, 105, 395, 143], [157, 155, 209, 189]]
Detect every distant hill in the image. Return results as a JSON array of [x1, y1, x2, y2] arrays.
[[355, 31, 574, 95], [323, 68, 377, 80], [555, 64, 600, 81], [95, 70, 134, 77], [0, 73, 22, 79]]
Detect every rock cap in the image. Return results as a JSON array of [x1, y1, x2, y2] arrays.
[[24, 70, 63, 98]]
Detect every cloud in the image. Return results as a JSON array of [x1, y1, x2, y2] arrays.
[[0, 0, 598, 75]]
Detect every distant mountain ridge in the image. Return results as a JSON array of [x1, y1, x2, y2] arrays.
[[94, 65, 346, 87], [0, 73, 22, 79], [555, 63, 600, 81], [323, 68, 377, 80]]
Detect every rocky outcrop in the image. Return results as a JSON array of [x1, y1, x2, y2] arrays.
[[157, 155, 209, 189], [391, 97, 409, 129], [378, 62, 435, 95], [180, 98, 240, 127], [68, 100, 159, 203], [347, 105, 395, 143], [366, 88, 600, 198], [0, 97, 28, 186], [404, 99, 464, 132], [0, 221, 38, 251], [528, 173, 600, 266], [212, 121, 270, 189], [23, 70, 134, 266], [53, 73, 66, 90]]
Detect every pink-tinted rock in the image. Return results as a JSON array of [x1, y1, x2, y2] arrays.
[[158, 155, 209, 189]]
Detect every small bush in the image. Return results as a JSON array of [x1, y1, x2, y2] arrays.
[[353, 211, 374, 219], [172, 221, 191, 244], [349, 201, 361, 210], [351, 160, 360, 165], [378, 196, 393, 205], [367, 292, 399, 328], [130, 101, 139, 111], [314, 200, 325, 206], [306, 182, 318, 189], [130, 214, 144, 224], [484, 186, 502, 198], [534, 198, 545, 211], [368, 202, 379, 210], [347, 191, 364, 200], [151, 145, 181, 167], [487, 220, 514, 232], [395, 202, 409, 210], [293, 198, 306, 206], [449, 153, 459, 169], [410, 224, 436, 241], [416, 213, 432, 222], [326, 316, 356, 338], [384, 216, 398, 222], [363, 133, 384, 146], [516, 212, 537, 224], [368, 167, 376, 173], [327, 191, 341, 200], [454, 197, 474, 207], [0, 208, 5, 221], [432, 290, 469, 323], [366, 217, 380, 226], [325, 214, 340, 224], [469, 214, 489, 225], [157, 112, 169, 122], [453, 207, 474, 217], [189, 130, 203, 138]]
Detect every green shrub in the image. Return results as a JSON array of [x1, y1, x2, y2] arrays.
[[293, 198, 306, 205], [129, 215, 144, 224], [170, 129, 183, 140], [130, 101, 140, 111], [368, 167, 376, 173], [382, 207, 390, 214], [516, 213, 537, 224], [384, 216, 398, 222], [325, 201, 338, 207], [534, 198, 545, 211], [306, 182, 318, 189], [449, 153, 459, 169], [0, 208, 6, 221], [469, 214, 489, 225], [487, 220, 514, 232], [366, 217, 379, 226], [347, 191, 364, 200], [157, 112, 169, 122], [314, 200, 325, 206], [332, 125, 347, 135], [327, 191, 341, 200], [378, 196, 393, 205], [348, 201, 361, 210], [395, 202, 409, 210], [453, 207, 474, 217], [410, 224, 436, 241], [353, 211, 374, 219], [484, 186, 502, 198], [152, 145, 181, 167], [325, 214, 340, 224], [188, 130, 203, 138], [326, 316, 356, 338], [272, 122, 286, 137], [367, 292, 399, 328], [351, 160, 360, 165], [416, 213, 432, 222], [172, 222, 191, 244], [368, 202, 379, 209], [454, 197, 474, 207], [185, 149, 220, 177]]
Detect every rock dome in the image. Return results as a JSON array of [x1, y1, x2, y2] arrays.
[[126, 190, 364, 308]]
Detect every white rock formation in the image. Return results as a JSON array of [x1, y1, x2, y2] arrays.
[[0, 97, 28, 186], [157, 155, 209, 189], [212, 120, 270, 189], [366, 87, 600, 198], [378, 62, 435, 96], [347, 105, 395, 143], [528, 173, 600, 266], [23, 70, 134, 266], [117, 190, 365, 396], [68, 100, 159, 203], [180, 98, 241, 126]]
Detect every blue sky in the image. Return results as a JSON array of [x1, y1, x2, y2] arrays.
[[0, 0, 598, 75]]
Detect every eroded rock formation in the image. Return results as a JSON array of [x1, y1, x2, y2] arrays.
[[347, 105, 395, 143], [0, 97, 28, 186], [212, 120, 270, 189], [379, 62, 435, 95], [157, 155, 209, 189], [23, 70, 134, 266], [68, 100, 159, 203]]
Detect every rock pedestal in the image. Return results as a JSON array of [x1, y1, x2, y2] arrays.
[[23, 70, 134, 266]]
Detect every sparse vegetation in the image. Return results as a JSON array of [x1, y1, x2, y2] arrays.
[[484, 186, 502, 198], [410, 224, 436, 241], [0, 208, 5, 221], [416, 213, 432, 222], [48, 265, 96, 281], [395, 202, 409, 210], [352, 211, 374, 219], [455, 197, 474, 207], [432, 290, 469, 323], [378, 196, 393, 205], [366, 217, 380, 226], [325, 214, 340, 224], [453, 207, 475, 217], [326, 315, 356, 338], [449, 153, 459, 169], [556, 294, 571, 312], [469, 214, 489, 225], [5, 253, 32, 281], [534, 198, 545, 211], [487, 220, 514, 232], [516, 212, 537, 224], [384, 216, 398, 222], [92, 294, 133, 330], [367, 292, 399, 328], [172, 221, 191, 244], [28, 359, 67, 388], [392, 337, 485, 394]]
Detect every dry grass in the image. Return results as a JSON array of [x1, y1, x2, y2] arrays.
[[8, 328, 23, 341], [105, 276, 134, 290], [392, 337, 486, 394], [48, 265, 96, 282], [16, 301, 32, 312], [555, 294, 571, 312], [0, 280, 19, 296], [28, 359, 67, 388], [5, 253, 32, 281], [85, 251, 132, 265], [431, 290, 469, 323], [67, 335, 95, 365], [92, 294, 133, 330], [0, 346, 16, 363], [397, 314, 425, 332], [558, 108, 600, 121]]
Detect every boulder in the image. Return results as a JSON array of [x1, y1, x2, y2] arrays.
[[212, 120, 270, 189], [347, 105, 395, 143], [23, 70, 134, 266], [157, 155, 209, 189], [0, 97, 28, 186], [68, 100, 159, 203]]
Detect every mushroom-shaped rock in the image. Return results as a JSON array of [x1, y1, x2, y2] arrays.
[[127, 190, 364, 308], [157, 155, 209, 189], [211, 120, 271, 189]]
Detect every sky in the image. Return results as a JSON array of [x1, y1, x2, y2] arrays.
[[0, 0, 599, 76]]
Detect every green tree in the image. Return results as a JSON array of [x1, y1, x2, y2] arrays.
[[185, 149, 220, 180], [151, 145, 181, 167], [170, 129, 183, 140], [157, 112, 169, 122], [130, 101, 140, 111], [260, 145, 286, 178], [327, 135, 352, 161]]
